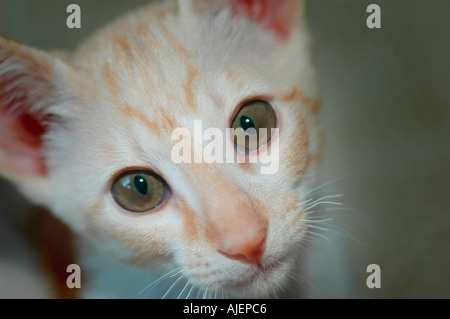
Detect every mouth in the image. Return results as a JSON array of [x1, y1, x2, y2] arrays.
[[184, 243, 299, 298], [218, 259, 290, 298]]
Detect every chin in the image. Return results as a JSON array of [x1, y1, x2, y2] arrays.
[[230, 262, 294, 298], [187, 257, 295, 299]]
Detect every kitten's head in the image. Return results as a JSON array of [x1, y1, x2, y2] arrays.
[[0, 0, 320, 297]]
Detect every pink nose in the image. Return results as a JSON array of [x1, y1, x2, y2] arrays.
[[218, 225, 267, 265]]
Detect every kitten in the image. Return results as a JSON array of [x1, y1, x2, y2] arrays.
[[0, 0, 320, 298]]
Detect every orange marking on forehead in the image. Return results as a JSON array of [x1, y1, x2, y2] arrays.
[[183, 66, 199, 111], [175, 43, 191, 58], [159, 19, 191, 58], [281, 87, 320, 114], [103, 143, 119, 157], [113, 34, 139, 62], [120, 104, 160, 134], [137, 24, 149, 38], [159, 107, 179, 131], [137, 24, 161, 51], [102, 62, 119, 98], [156, 8, 168, 20], [225, 69, 245, 91]]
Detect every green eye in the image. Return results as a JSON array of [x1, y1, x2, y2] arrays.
[[111, 170, 168, 213], [230, 100, 276, 151]]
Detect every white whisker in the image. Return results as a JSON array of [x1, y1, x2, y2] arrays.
[[185, 284, 195, 299], [177, 279, 191, 299], [304, 230, 332, 242], [299, 194, 344, 208], [302, 218, 335, 223], [299, 172, 361, 200], [305, 200, 343, 212], [323, 223, 371, 249], [138, 266, 182, 296], [162, 275, 184, 299]]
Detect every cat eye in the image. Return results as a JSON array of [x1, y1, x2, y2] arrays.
[[111, 170, 168, 213], [230, 100, 276, 151]]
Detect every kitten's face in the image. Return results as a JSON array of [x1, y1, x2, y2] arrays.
[[0, 0, 319, 297]]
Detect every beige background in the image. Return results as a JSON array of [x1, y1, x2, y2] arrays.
[[0, 0, 449, 298]]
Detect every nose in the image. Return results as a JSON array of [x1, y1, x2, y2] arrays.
[[218, 224, 267, 265], [192, 164, 268, 265]]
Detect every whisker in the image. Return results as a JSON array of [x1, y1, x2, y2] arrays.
[[307, 222, 371, 249], [301, 218, 335, 223], [138, 266, 182, 296], [303, 230, 332, 242], [306, 223, 334, 233], [177, 279, 191, 299], [299, 194, 344, 208], [299, 172, 363, 200], [162, 275, 184, 299], [185, 284, 195, 299], [322, 223, 371, 249], [323, 206, 357, 212], [305, 200, 343, 211]]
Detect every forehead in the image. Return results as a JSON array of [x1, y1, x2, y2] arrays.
[[72, 12, 262, 117], [65, 3, 299, 163], [68, 3, 283, 101]]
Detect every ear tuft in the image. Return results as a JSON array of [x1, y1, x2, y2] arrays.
[[231, 0, 301, 40]]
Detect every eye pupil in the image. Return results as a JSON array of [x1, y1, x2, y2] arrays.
[[240, 116, 255, 131], [134, 175, 148, 196]]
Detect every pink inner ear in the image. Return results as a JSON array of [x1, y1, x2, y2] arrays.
[[0, 95, 48, 176], [0, 39, 55, 177], [18, 112, 47, 147], [231, 0, 300, 40]]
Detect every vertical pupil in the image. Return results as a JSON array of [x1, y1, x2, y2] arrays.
[[134, 175, 148, 195], [240, 115, 255, 131]]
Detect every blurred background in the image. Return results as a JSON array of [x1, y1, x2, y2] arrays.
[[0, 0, 449, 298]]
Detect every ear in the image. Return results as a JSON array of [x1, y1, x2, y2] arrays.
[[188, 0, 302, 40], [0, 37, 67, 178], [231, 0, 302, 40]]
